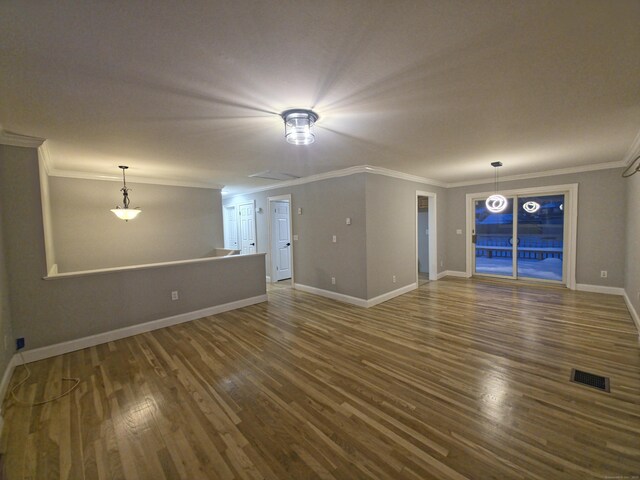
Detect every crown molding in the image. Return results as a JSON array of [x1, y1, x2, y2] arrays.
[[46, 168, 224, 189], [623, 128, 640, 166], [0, 129, 46, 148], [445, 160, 626, 188]]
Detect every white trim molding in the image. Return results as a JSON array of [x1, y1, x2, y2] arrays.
[[438, 271, 470, 279], [17, 294, 268, 364], [293, 282, 417, 308], [0, 128, 46, 148], [623, 291, 640, 336], [575, 284, 625, 296]]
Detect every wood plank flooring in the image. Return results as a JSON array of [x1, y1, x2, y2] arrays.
[[2, 278, 639, 479]]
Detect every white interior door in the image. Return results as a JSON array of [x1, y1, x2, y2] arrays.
[[223, 205, 238, 250], [272, 201, 291, 280], [238, 202, 256, 254]]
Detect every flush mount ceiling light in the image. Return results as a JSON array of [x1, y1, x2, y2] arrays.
[[281, 109, 318, 145], [522, 201, 540, 213], [111, 165, 141, 221], [485, 161, 507, 213]]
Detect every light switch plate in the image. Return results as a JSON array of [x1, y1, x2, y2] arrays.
[[293, 234, 299, 241]]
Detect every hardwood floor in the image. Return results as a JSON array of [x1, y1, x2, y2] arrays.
[[2, 278, 639, 479]]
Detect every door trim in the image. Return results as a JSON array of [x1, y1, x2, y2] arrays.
[[267, 194, 294, 285], [415, 191, 438, 283], [465, 183, 578, 289]]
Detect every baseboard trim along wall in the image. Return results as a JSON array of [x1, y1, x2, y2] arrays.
[[437, 271, 469, 280], [17, 294, 268, 364], [293, 283, 417, 308], [623, 291, 640, 336], [575, 284, 625, 296]]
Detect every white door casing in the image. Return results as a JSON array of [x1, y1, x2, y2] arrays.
[[415, 191, 438, 283]]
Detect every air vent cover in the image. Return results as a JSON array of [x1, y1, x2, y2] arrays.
[[249, 170, 299, 181], [570, 369, 610, 392]]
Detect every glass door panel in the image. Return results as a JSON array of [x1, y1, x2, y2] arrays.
[[474, 198, 514, 277], [516, 195, 564, 281]]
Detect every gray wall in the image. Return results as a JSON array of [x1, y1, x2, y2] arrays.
[[625, 170, 639, 321], [365, 175, 445, 298], [1, 146, 265, 350], [0, 147, 15, 379], [49, 176, 223, 272], [227, 174, 368, 299], [226, 173, 446, 301], [444, 168, 627, 287]]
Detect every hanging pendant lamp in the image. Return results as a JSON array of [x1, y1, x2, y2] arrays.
[[485, 161, 507, 213], [111, 166, 141, 221]]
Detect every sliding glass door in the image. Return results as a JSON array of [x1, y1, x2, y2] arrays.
[[473, 194, 565, 282]]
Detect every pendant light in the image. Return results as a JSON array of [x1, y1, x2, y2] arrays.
[[281, 109, 318, 145], [111, 166, 141, 221], [485, 162, 507, 213]]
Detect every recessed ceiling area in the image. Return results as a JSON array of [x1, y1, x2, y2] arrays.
[[1, 1, 639, 193]]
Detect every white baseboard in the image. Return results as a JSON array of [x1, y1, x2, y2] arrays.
[[293, 283, 417, 308], [18, 294, 268, 364], [575, 284, 625, 296], [623, 291, 640, 336], [437, 270, 469, 279], [366, 283, 417, 307], [294, 283, 368, 307]]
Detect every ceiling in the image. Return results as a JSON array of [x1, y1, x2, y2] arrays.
[[1, 1, 639, 193]]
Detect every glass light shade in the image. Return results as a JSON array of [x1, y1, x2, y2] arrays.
[[485, 194, 508, 213], [111, 208, 141, 220], [282, 110, 318, 145]]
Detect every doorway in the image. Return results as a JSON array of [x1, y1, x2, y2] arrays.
[[268, 195, 293, 284], [238, 201, 257, 254], [417, 196, 430, 285], [415, 191, 438, 285], [466, 184, 578, 289], [223, 205, 238, 250]]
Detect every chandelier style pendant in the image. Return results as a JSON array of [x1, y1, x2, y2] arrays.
[[485, 161, 507, 213], [111, 166, 141, 221], [281, 109, 318, 145]]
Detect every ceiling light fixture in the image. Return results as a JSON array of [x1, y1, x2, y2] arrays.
[[281, 109, 318, 145], [485, 161, 507, 213], [111, 165, 141, 221]]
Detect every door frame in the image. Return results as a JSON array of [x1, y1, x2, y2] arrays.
[[267, 194, 294, 284], [415, 191, 438, 283], [465, 183, 578, 289]]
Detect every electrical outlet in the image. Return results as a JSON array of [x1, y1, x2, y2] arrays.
[[297, 208, 302, 215], [171, 290, 179, 301], [293, 234, 299, 241], [332, 235, 337, 243], [16, 338, 25, 350], [331, 277, 336, 285], [600, 270, 607, 278], [392, 275, 396, 283], [456, 229, 462, 235], [440, 260, 444, 267], [346, 217, 351, 225]]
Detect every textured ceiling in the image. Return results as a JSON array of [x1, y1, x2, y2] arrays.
[[1, 1, 639, 193]]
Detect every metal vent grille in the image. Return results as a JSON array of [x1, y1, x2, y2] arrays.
[[571, 369, 610, 392]]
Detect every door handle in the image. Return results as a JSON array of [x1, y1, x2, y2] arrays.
[[286, 243, 291, 247], [250, 243, 255, 246]]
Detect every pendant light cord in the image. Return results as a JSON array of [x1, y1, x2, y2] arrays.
[[10, 352, 80, 406]]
